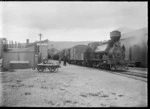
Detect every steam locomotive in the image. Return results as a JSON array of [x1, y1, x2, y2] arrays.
[[83, 30, 128, 70], [60, 30, 129, 71]]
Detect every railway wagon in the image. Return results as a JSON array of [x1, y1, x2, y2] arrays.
[[69, 45, 88, 65]]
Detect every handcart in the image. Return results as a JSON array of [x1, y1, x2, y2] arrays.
[[37, 63, 61, 72], [37, 59, 61, 72]]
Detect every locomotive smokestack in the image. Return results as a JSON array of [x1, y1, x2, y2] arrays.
[[110, 30, 121, 43]]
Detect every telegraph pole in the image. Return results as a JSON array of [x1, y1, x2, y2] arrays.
[[39, 33, 42, 45], [38, 33, 42, 63], [39, 33, 42, 54]]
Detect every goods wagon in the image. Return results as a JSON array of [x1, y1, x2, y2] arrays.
[[69, 45, 88, 65]]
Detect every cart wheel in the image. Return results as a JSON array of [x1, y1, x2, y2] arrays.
[[48, 67, 51, 72], [56, 68, 58, 72], [37, 67, 44, 72], [51, 68, 56, 72]]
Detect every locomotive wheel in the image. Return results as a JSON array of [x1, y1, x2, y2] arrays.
[[37, 67, 45, 72], [106, 64, 111, 70], [103, 64, 107, 70], [113, 65, 117, 70], [122, 65, 128, 71], [109, 65, 112, 70], [109, 64, 115, 70]]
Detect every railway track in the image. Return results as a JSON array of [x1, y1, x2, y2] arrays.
[[98, 67, 147, 82], [96, 67, 147, 82], [107, 70, 147, 82], [125, 70, 147, 78], [70, 63, 147, 82]]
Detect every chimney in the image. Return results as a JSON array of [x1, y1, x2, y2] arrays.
[[26, 39, 29, 45]]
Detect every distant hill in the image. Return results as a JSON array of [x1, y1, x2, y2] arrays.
[[47, 27, 147, 51]]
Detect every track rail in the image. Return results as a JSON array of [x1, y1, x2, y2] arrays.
[[107, 70, 147, 82], [70, 63, 147, 82]]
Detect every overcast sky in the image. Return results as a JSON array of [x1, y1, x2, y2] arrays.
[[0, 2, 148, 43]]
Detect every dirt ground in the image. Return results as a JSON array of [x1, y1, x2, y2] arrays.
[[0, 62, 147, 107]]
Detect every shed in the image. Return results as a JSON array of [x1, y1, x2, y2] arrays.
[[9, 61, 29, 69], [2, 48, 35, 69]]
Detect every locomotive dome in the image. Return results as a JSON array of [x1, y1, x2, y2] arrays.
[[110, 30, 121, 42]]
